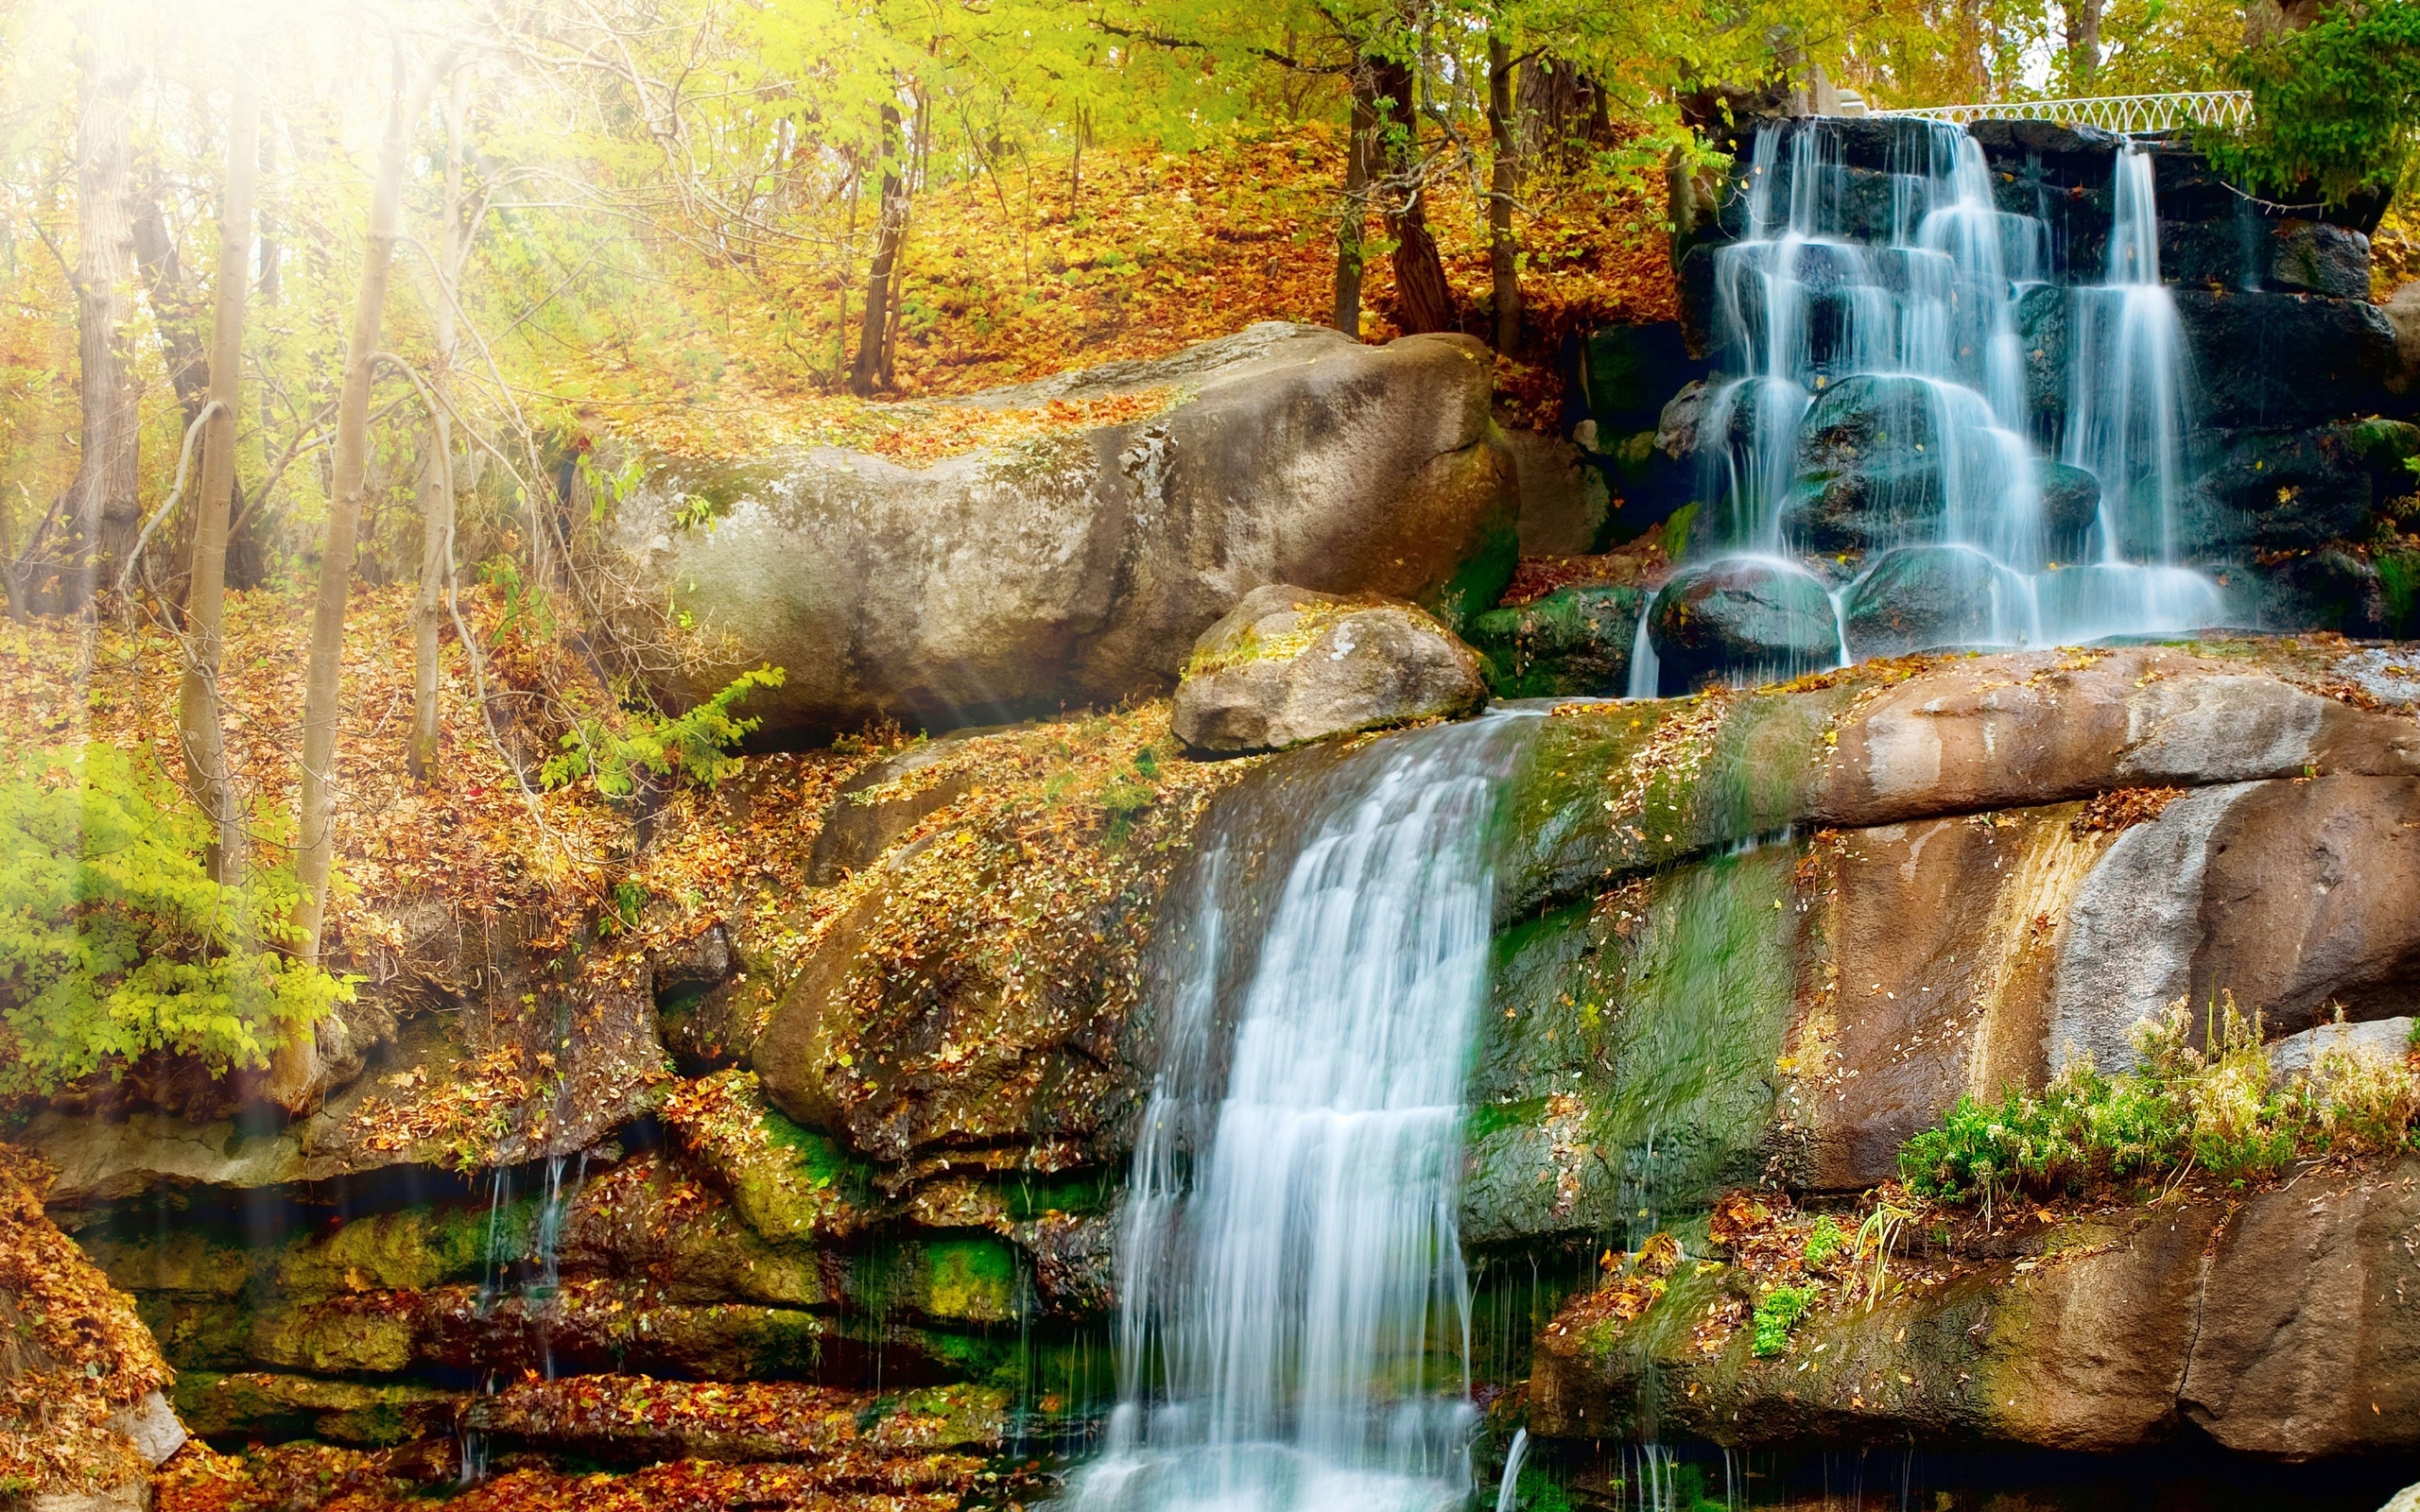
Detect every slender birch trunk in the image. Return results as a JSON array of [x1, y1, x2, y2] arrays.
[[179, 68, 260, 888], [272, 43, 456, 1113], [407, 71, 465, 782]]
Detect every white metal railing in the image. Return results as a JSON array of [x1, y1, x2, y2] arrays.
[[1872, 91, 2252, 135]]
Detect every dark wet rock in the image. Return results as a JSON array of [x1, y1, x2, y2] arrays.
[[611, 323, 1517, 739], [1645, 558, 1841, 695], [2039, 459, 2103, 546], [1170, 586, 1488, 754], [2252, 547, 2391, 635], [2182, 420, 2420, 558], [1582, 322, 1710, 434], [1781, 375, 1949, 552], [2173, 289, 2401, 429], [1841, 544, 2033, 658], [1465, 584, 1649, 698], [2015, 284, 2072, 437]]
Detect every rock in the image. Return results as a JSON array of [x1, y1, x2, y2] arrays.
[[610, 323, 1518, 738], [1532, 1161, 2420, 1459], [2255, 547, 2391, 636], [2182, 1158, 2420, 1457], [1464, 584, 1649, 698], [2184, 421, 2420, 557], [2385, 282, 2420, 396], [107, 1390, 185, 1466], [2172, 289, 2401, 429], [805, 743, 976, 885], [1643, 558, 1840, 695], [1503, 426, 1610, 556], [1841, 544, 2034, 658], [2384, 1485, 2420, 1512], [2016, 284, 2072, 436], [1582, 322, 1711, 434], [176, 1371, 456, 1449], [1169, 586, 1488, 754], [2267, 219, 2374, 299], [462, 1376, 1005, 1469], [2270, 1016, 2416, 1077], [1781, 375, 1955, 552], [2038, 460, 2103, 546]]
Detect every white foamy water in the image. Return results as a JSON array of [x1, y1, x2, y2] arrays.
[[1065, 713, 1534, 1512]]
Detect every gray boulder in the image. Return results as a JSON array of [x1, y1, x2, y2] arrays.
[[1643, 557, 1841, 695], [1841, 543, 2033, 658], [1169, 586, 1489, 754], [609, 323, 1518, 739]]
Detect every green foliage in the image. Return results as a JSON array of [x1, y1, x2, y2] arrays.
[[1900, 997, 2419, 1211], [2200, 1, 2420, 206], [542, 665, 786, 799], [1750, 1282, 1816, 1357], [0, 746, 349, 1096], [1800, 1213, 1847, 1268]]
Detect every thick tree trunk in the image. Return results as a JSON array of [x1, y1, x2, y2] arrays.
[[61, 21, 142, 610], [1372, 59, 1456, 335], [408, 72, 466, 783], [848, 102, 908, 397], [1333, 69, 1374, 336], [180, 70, 259, 889], [2062, 0, 2105, 88], [1486, 37, 1521, 352], [273, 44, 455, 1115]]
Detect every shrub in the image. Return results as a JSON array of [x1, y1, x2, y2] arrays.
[[1750, 1283, 1816, 1358], [1801, 1214, 1847, 1269], [1900, 995, 2417, 1211], [2199, 2, 2420, 207], [542, 664, 786, 798], [0, 746, 350, 1096]]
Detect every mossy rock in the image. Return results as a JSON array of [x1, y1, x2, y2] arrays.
[[176, 1370, 457, 1448], [664, 1070, 878, 1245], [848, 1237, 1021, 1326], [274, 1198, 535, 1297], [1465, 584, 1649, 698]]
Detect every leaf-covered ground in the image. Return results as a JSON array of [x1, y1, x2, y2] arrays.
[[0, 1145, 170, 1496]]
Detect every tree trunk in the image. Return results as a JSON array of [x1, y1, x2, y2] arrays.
[[61, 19, 142, 610], [179, 69, 259, 889], [273, 43, 456, 1115], [1372, 58, 1456, 335], [1486, 37, 1521, 352], [2063, 0, 2105, 89], [848, 101, 908, 397], [408, 71, 466, 783], [1333, 67, 1374, 336]]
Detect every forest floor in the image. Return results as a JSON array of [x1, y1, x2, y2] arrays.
[[546, 122, 1678, 459]]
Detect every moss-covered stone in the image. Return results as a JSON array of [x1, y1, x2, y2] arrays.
[[1465, 585, 1647, 698], [274, 1198, 534, 1297], [175, 1370, 457, 1448], [1466, 847, 1800, 1246]]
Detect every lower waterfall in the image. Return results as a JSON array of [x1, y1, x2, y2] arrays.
[[1066, 712, 1536, 1512]]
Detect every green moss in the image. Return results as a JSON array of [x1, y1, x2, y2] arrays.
[[918, 1238, 1020, 1324], [176, 1370, 453, 1448], [1465, 585, 1648, 699], [274, 1199, 531, 1297], [1423, 502, 1522, 632]]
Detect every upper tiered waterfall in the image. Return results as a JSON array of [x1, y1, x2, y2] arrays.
[[1634, 118, 2228, 696], [1067, 713, 1534, 1512]]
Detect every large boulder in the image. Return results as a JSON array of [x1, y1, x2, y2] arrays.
[[1643, 558, 1841, 695], [610, 323, 1518, 738], [2182, 420, 2420, 557], [1169, 586, 1489, 754], [1841, 543, 2033, 658]]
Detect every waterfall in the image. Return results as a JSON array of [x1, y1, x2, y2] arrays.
[[1068, 713, 1535, 1512], [1494, 1429, 1531, 1512], [1650, 118, 2226, 695]]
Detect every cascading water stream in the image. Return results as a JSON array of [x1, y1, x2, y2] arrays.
[[1633, 119, 2227, 697], [1067, 713, 1535, 1512]]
